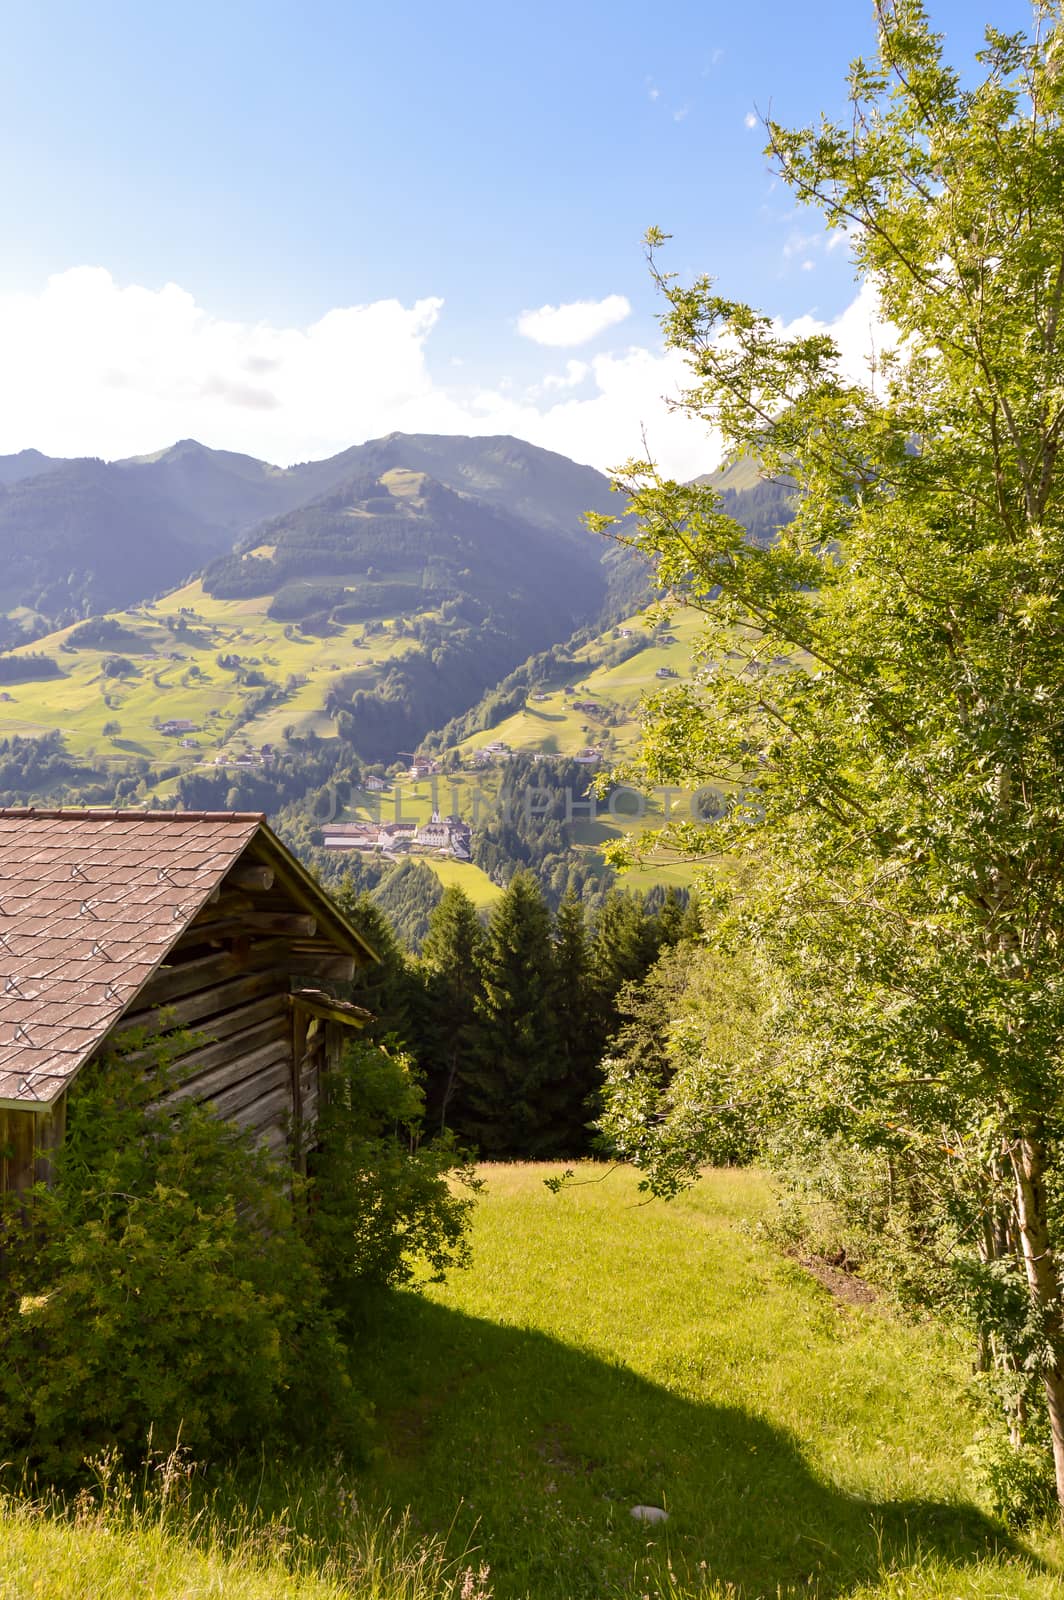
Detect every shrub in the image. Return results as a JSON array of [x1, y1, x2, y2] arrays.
[[100, 655, 136, 679], [0, 1034, 367, 1478], [308, 1040, 480, 1309]]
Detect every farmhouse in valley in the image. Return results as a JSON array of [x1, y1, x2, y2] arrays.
[[415, 811, 472, 860], [0, 809, 377, 1197]]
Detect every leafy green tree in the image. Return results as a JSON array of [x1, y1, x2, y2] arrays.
[[597, 937, 758, 1189], [474, 871, 564, 1155], [309, 1038, 479, 1305], [593, 3, 1064, 1514], [418, 885, 489, 1134]]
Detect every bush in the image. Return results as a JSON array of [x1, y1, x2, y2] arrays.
[[101, 655, 136, 679], [0, 1031, 479, 1482], [308, 1040, 480, 1309]]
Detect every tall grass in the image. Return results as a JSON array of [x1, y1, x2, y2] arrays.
[[0, 1449, 490, 1600], [3, 1165, 1063, 1598]]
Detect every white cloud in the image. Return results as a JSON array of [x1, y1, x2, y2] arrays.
[[779, 279, 896, 393], [0, 266, 891, 485], [516, 294, 631, 348], [537, 360, 591, 393], [745, 111, 758, 129], [673, 105, 690, 123], [782, 230, 820, 261]]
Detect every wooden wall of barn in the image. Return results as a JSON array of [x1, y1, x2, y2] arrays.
[[0, 851, 365, 1196], [0, 1098, 65, 1196], [111, 854, 360, 1165]]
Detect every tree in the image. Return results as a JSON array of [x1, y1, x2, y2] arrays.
[[593, 4, 1064, 1516], [552, 892, 601, 1147], [333, 883, 419, 1045], [418, 885, 488, 1135], [474, 871, 564, 1155], [590, 889, 665, 1040]]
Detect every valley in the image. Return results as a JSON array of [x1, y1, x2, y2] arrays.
[[0, 432, 792, 916]]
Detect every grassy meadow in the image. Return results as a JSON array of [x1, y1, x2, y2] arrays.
[[2, 1164, 1061, 1599], [0, 580, 423, 772]]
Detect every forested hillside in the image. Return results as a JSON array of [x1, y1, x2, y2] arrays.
[[0, 432, 634, 643]]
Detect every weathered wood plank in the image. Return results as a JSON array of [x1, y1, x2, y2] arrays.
[[139, 940, 290, 1005], [0, 1108, 35, 1196], [165, 1035, 291, 1109], [286, 953, 357, 982], [211, 1068, 291, 1128], [165, 1014, 289, 1085], [33, 1097, 66, 1188], [179, 911, 318, 945], [117, 970, 281, 1037], [191, 892, 255, 926], [227, 864, 275, 893]]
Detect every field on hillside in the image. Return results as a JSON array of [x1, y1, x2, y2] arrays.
[[0, 581, 423, 772], [4, 1165, 1060, 1600], [0, 583, 746, 898]]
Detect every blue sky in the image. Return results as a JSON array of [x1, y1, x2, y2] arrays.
[[0, 1, 1036, 472]]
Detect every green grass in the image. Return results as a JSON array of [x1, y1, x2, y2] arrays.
[[0, 1482, 486, 1600], [353, 1164, 1062, 1598], [422, 857, 501, 906], [0, 581, 425, 771], [1, 1164, 1060, 1598]]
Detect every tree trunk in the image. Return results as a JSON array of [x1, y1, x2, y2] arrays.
[[1010, 1131, 1064, 1517]]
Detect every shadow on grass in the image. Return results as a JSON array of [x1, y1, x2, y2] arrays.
[[350, 1291, 1045, 1600]]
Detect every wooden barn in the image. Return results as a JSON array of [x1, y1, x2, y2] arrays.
[[0, 808, 377, 1197]]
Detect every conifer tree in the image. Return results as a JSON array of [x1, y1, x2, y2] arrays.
[[418, 885, 488, 1135], [552, 892, 601, 1149], [333, 884, 419, 1045], [590, 890, 665, 1041], [473, 871, 564, 1155]]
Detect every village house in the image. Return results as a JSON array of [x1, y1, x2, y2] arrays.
[[471, 739, 512, 769], [362, 775, 389, 793], [415, 812, 472, 860], [574, 746, 604, 765], [320, 822, 381, 852], [0, 809, 376, 1198], [377, 820, 418, 852], [159, 718, 200, 736]]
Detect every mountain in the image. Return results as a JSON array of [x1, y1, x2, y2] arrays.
[[286, 432, 619, 541], [203, 464, 606, 622], [114, 438, 322, 535], [0, 449, 65, 486], [695, 454, 797, 545], [0, 459, 229, 623], [0, 433, 631, 635]]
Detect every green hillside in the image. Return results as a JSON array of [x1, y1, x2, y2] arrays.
[[0, 464, 610, 773], [0, 579, 422, 771], [0, 431, 630, 645]]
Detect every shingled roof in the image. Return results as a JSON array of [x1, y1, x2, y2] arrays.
[[0, 809, 374, 1110]]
